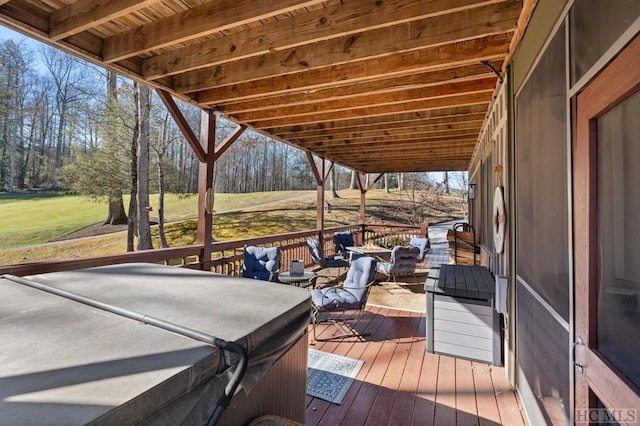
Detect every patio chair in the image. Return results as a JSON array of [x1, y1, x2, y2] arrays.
[[333, 231, 355, 258], [409, 236, 430, 261], [310, 256, 377, 341], [242, 245, 281, 282], [306, 238, 349, 272], [376, 245, 420, 282]]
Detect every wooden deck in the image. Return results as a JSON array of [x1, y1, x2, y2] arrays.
[[306, 305, 527, 426]]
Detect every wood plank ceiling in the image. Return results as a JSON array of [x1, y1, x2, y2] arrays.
[[0, 0, 525, 173]]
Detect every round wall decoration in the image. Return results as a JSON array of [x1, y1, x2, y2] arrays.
[[493, 186, 506, 254]]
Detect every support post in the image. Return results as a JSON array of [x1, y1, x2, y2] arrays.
[[306, 152, 325, 232], [197, 110, 215, 270], [356, 173, 366, 224]]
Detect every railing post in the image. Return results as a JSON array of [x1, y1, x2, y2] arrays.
[[197, 109, 216, 270]]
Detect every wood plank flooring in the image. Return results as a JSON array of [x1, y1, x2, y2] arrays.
[[306, 305, 527, 426]]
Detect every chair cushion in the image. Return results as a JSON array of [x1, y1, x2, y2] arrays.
[[376, 246, 419, 276], [409, 237, 429, 260], [323, 256, 349, 268], [306, 238, 323, 264], [310, 287, 366, 310], [377, 261, 394, 275], [311, 256, 376, 311], [333, 232, 354, 256], [344, 256, 377, 287], [243, 246, 281, 281]]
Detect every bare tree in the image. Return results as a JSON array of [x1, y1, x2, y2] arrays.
[[136, 84, 153, 250], [349, 170, 357, 189], [127, 81, 139, 251], [443, 171, 450, 194], [0, 40, 29, 192], [41, 47, 96, 188], [104, 70, 127, 225], [330, 165, 339, 198]]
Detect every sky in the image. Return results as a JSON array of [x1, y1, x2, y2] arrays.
[[0, 23, 39, 47]]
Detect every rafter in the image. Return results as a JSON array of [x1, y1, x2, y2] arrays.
[[309, 139, 478, 154], [195, 34, 511, 103], [249, 92, 492, 129], [142, 0, 500, 79], [233, 78, 496, 122], [269, 106, 489, 136], [290, 122, 484, 143], [177, 2, 518, 95], [103, 0, 327, 63], [49, 0, 161, 41], [220, 64, 499, 114], [299, 132, 478, 152]]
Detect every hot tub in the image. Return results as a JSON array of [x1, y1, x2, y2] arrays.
[[0, 263, 311, 425]]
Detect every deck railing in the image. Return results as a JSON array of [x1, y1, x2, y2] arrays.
[[0, 223, 424, 277]]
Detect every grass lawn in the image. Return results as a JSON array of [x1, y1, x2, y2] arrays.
[[0, 190, 310, 249], [0, 189, 466, 266]]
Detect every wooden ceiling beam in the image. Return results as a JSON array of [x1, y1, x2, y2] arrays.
[[142, 0, 498, 79], [102, 0, 327, 63], [179, 1, 519, 95], [343, 153, 476, 165], [250, 92, 492, 128], [298, 130, 481, 147], [234, 78, 496, 122], [335, 154, 474, 165], [221, 65, 498, 114], [270, 107, 489, 136], [49, 0, 162, 41], [352, 160, 469, 173], [290, 122, 484, 143], [277, 116, 486, 139], [195, 33, 511, 103], [309, 139, 478, 153]]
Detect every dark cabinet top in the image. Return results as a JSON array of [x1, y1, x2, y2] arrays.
[[425, 264, 495, 300]]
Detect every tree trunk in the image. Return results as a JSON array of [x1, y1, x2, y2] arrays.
[[330, 165, 339, 198], [157, 112, 169, 248], [443, 171, 450, 194], [158, 157, 169, 248], [127, 81, 139, 252], [349, 170, 356, 189], [138, 84, 153, 250], [399, 173, 404, 190], [105, 190, 128, 224], [52, 102, 66, 189], [136, 84, 153, 250], [384, 173, 389, 193]]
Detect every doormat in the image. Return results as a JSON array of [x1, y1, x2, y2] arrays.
[[306, 349, 364, 404]]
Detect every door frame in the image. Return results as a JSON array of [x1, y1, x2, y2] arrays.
[[574, 33, 640, 418]]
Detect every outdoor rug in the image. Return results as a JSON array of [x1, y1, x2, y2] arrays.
[[306, 349, 364, 404]]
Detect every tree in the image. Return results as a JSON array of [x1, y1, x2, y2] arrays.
[[153, 109, 178, 248], [0, 40, 30, 192], [58, 72, 133, 225], [104, 70, 127, 225], [443, 171, 450, 194], [136, 84, 153, 250], [41, 47, 97, 188], [349, 170, 357, 189], [127, 80, 139, 251], [330, 164, 339, 198]]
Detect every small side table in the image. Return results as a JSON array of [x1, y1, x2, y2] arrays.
[[278, 271, 317, 288]]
